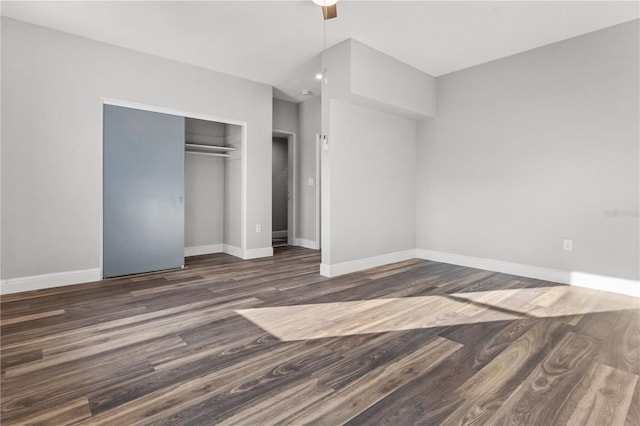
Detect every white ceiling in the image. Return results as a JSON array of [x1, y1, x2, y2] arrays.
[[2, 1, 638, 102]]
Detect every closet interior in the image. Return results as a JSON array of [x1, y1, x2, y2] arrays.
[[184, 118, 242, 257]]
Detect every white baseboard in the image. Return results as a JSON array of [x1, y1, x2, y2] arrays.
[[569, 272, 640, 298], [320, 249, 416, 278], [184, 244, 223, 257], [320, 263, 331, 277], [244, 247, 274, 260], [272, 230, 288, 238], [223, 244, 243, 258], [3, 249, 634, 298], [223, 245, 273, 260], [416, 249, 639, 297], [0, 268, 102, 295], [295, 238, 319, 250]]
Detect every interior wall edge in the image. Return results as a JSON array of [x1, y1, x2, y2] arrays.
[[222, 244, 243, 259]]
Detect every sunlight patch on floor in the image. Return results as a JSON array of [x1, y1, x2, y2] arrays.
[[236, 286, 639, 341]]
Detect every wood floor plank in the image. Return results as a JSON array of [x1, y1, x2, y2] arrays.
[[598, 309, 640, 375], [1, 247, 638, 425], [83, 341, 340, 425], [486, 331, 601, 425], [217, 377, 334, 426], [4, 397, 92, 426], [313, 327, 449, 391], [565, 363, 638, 426], [0, 309, 66, 327], [278, 336, 462, 425], [625, 379, 640, 426], [344, 358, 475, 425], [442, 318, 570, 425], [439, 315, 538, 370]]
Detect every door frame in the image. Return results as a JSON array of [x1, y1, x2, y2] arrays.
[[100, 98, 247, 278], [272, 130, 297, 246]]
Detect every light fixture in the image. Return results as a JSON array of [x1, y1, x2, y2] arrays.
[[300, 89, 313, 96], [312, 0, 338, 6], [316, 68, 328, 82], [314, 0, 335, 84]]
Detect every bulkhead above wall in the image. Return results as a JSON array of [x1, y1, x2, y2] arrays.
[[322, 38, 437, 119]]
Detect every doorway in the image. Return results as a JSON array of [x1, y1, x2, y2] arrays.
[[272, 131, 296, 248]]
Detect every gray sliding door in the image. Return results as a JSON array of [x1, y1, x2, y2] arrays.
[[103, 105, 185, 278]]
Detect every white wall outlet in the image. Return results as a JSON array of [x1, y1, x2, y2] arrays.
[[308, 178, 314, 186], [563, 239, 573, 251], [256, 224, 262, 233]]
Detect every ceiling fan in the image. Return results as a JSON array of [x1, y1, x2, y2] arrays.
[[313, 0, 338, 20]]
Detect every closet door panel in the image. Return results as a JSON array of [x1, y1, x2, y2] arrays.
[[103, 105, 184, 278]]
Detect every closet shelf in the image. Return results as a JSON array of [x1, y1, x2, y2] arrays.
[[185, 143, 236, 152], [185, 151, 230, 158]]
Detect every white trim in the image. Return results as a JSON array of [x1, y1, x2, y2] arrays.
[[315, 133, 321, 250], [223, 244, 243, 259], [224, 244, 272, 260], [416, 249, 639, 298], [272, 230, 288, 239], [240, 123, 248, 267], [184, 244, 223, 257], [569, 272, 640, 298], [320, 250, 416, 278], [100, 97, 248, 278], [415, 249, 568, 283], [320, 263, 331, 277], [244, 247, 274, 260], [295, 238, 319, 250], [0, 269, 102, 295], [101, 98, 246, 126]]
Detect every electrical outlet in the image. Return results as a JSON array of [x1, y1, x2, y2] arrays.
[[563, 239, 573, 251], [256, 224, 262, 233], [308, 178, 314, 186]]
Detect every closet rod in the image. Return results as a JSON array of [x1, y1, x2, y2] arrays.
[[185, 143, 236, 152], [185, 151, 230, 158]]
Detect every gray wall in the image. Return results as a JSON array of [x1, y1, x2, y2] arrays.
[[184, 118, 225, 248], [272, 137, 288, 233], [273, 98, 299, 134], [350, 39, 436, 118], [328, 99, 417, 264], [416, 20, 640, 280], [1, 17, 272, 281], [297, 96, 321, 243], [320, 39, 424, 268]]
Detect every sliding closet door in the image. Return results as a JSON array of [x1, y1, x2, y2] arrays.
[[103, 105, 185, 278]]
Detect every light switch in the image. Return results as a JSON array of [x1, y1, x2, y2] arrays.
[[308, 178, 314, 186], [256, 224, 262, 233], [320, 134, 329, 151]]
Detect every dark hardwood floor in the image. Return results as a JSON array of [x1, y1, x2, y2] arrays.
[[1, 246, 638, 425]]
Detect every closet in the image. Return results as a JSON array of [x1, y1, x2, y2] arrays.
[[184, 118, 242, 257], [103, 104, 242, 278]]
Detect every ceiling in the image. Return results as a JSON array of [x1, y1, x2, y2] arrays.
[[2, 1, 638, 103]]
